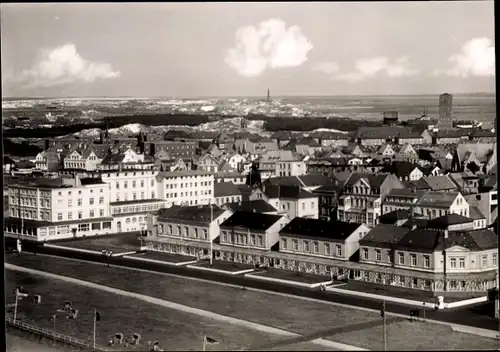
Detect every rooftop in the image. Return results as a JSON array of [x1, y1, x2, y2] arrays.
[[157, 205, 225, 223], [214, 182, 242, 197], [279, 217, 363, 241], [225, 199, 277, 214], [220, 211, 283, 231]]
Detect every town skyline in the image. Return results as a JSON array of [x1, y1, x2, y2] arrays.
[[1, 2, 495, 98]]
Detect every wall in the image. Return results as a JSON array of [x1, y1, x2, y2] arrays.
[[103, 169, 159, 202], [280, 235, 349, 261]]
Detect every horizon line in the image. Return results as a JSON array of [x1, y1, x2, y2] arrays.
[[2, 92, 495, 100]]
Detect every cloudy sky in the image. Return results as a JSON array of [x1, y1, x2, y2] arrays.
[[1, 2, 495, 98]]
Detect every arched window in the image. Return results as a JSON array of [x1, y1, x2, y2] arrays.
[[133, 217, 137, 223], [139, 216, 143, 223], [126, 218, 131, 224]]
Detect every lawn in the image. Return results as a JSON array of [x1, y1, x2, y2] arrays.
[[7, 253, 499, 351], [251, 268, 335, 284], [6, 331, 74, 352], [338, 281, 468, 303], [127, 252, 197, 263], [5, 270, 290, 351], [53, 233, 142, 253], [193, 260, 255, 272]]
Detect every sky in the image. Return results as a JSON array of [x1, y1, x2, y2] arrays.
[[1, 2, 495, 98]]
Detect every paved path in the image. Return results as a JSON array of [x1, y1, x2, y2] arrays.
[[6, 263, 367, 351]]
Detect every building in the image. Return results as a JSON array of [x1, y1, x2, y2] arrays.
[[309, 131, 349, 148], [282, 138, 323, 156], [337, 173, 405, 227], [34, 149, 61, 172], [279, 218, 370, 261], [219, 211, 290, 251], [63, 147, 104, 171], [145, 205, 233, 258], [359, 224, 498, 293], [464, 190, 498, 226], [214, 172, 247, 185], [259, 150, 307, 177], [250, 184, 319, 219], [223, 199, 278, 215], [380, 162, 423, 181], [313, 183, 341, 221], [438, 93, 453, 128], [156, 170, 215, 207], [5, 177, 113, 241], [416, 191, 470, 219], [144, 140, 198, 159], [214, 182, 243, 206]]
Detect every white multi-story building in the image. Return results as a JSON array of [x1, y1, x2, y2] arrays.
[[156, 170, 215, 207], [5, 177, 113, 241], [63, 148, 103, 171]]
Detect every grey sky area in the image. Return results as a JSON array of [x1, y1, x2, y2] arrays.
[[1, 2, 495, 98]]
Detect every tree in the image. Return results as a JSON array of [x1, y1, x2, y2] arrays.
[[466, 161, 480, 174]]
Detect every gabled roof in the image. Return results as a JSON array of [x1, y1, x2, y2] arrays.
[[225, 199, 277, 213], [422, 175, 458, 191], [220, 211, 283, 231], [469, 206, 486, 220], [359, 225, 410, 247], [417, 191, 460, 208], [456, 143, 495, 163], [214, 182, 242, 197], [378, 209, 411, 224], [403, 178, 432, 190], [380, 162, 420, 178], [157, 205, 225, 223], [344, 172, 390, 189], [427, 213, 473, 229], [264, 174, 334, 188], [279, 218, 362, 241], [261, 184, 317, 199]]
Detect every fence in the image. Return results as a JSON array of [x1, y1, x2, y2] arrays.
[[6, 316, 111, 352]]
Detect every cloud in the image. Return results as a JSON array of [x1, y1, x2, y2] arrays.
[[225, 19, 313, 77], [15, 43, 121, 88], [333, 56, 419, 82], [312, 61, 340, 75], [433, 37, 495, 77]]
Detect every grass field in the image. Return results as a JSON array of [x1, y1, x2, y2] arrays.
[[5, 270, 294, 351], [194, 260, 255, 272], [128, 252, 197, 263], [54, 233, 142, 253], [7, 253, 499, 350], [251, 268, 335, 284]]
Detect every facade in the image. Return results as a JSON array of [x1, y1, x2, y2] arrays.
[[214, 182, 243, 206], [250, 185, 319, 219], [438, 93, 453, 129], [156, 170, 215, 206], [63, 148, 103, 171], [111, 199, 168, 233], [219, 211, 290, 251], [195, 154, 220, 173], [144, 140, 198, 159], [279, 218, 370, 261], [146, 205, 233, 258], [337, 173, 405, 227]]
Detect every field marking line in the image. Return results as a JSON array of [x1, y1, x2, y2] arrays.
[[6, 263, 367, 351], [10, 254, 499, 340]]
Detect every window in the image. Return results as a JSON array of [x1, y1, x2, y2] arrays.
[[90, 198, 94, 205], [177, 226, 181, 235], [325, 243, 331, 255], [250, 234, 256, 245], [124, 181, 128, 188], [78, 223, 90, 232], [258, 235, 263, 247], [203, 229, 208, 239], [398, 253, 404, 265], [493, 254, 497, 266], [450, 258, 457, 268], [78, 199, 82, 206], [99, 197, 104, 204], [57, 212, 63, 221], [78, 211, 83, 220], [68, 200, 72, 207], [194, 228, 198, 238], [68, 212, 73, 220], [423, 255, 430, 268], [303, 241, 309, 252], [459, 258, 465, 269], [375, 249, 381, 261], [132, 181, 136, 188], [281, 238, 287, 249], [362, 248, 368, 260], [482, 255, 488, 267], [141, 180, 144, 187], [89, 210, 94, 217], [222, 232, 227, 242], [293, 239, 298, 250], [336, 245, 342, 257], [410, 254, 417, 266], [313, 241, 319, 253], [302, 203, 305, 210]]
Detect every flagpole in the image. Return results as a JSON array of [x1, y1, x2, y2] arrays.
[[210, 204, 213, 266], [13, 291, 19, 323], [202, 334, 206, 352], [383, 300, 387, 351], [93, 309, 96, 349]]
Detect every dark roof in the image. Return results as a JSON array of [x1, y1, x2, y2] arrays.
[[157, 205, 225, 223], [261, 184, 317, 199], [403, 178, 431, 190], [359, 225, 410, 247], [344, 173, 390, 188], [214, 182, 242, 197], [279, 217, 362, 241], [80, 177, 106, 186], [4, 155, 16, 165], [226, 199, 277, 213], [263, 174, 334, 188], [380, 162, 420, 178], [220, 211, 283, 231], [469, 206, 486, 220], [427, 214, 473, 229], [378, 209, 411, 224], [111, 198, 166, 206]]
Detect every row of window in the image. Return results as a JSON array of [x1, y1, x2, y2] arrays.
[[57, 197, 105, 207], [159, 224, 209, 239], [38, 221, 112, 236], [102, 170, 156, 177], [115, 179, 155, 189], [165, 190, 211, 198], [116, 192, 155, 202], [10, 196, 50, 208], [57, 209, 106, 221], [121, 217, 145, 225], [112, 203, 164, 215], [222, 231, 264, 247], [282, 238, 343, 256], [165, 181, 213, 189], [58, 189, 104, 196], [215, 196, 241, 205]]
